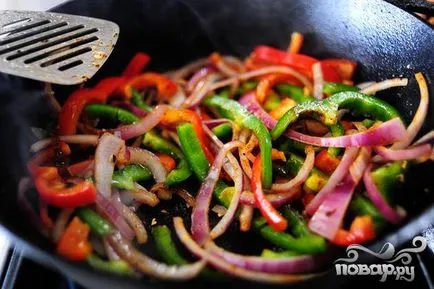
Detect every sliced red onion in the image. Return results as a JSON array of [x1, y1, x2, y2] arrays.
[[191, 141, 242, 245], [111, 101, 147, 117], [115, 105, 169, 140], [167, 58, 208, 81], [95, 133, 125, 198], [286, 119, 406, 148], [374, 144, 432, 161], [349, 147, 372, 181], [208, 65, 312, 95], [113, 192, 148, 244], [211, 205, 227, 217], [356, 81, 375, 90], [108, 230, 205, 280], [206, 242, 322, 274], [308, 175, 356, 240], [363, 164, 405, 224], [210, 145, 243, 240], [359, 78, 408, 95], [239, 204, 253, 232], [184, 73, 220, 108], [203, 119, 231, 129], [186, 66, 215, 92], [392, 73, 429, 149], [305, 147, 359, 215], [222, 56, 246, 73], [213, 57, 238, 77], [240, 190, 300, 207], [240, 93, 407, 148], [169, 85, 186, 108], [103, 238, 121, 261], [414, 130, 434, 145], [129, 185, 159, 207], [30, 135, 99, 153], [173, 217, 315, 283], [309, 148, 371, 240], [272, 146, 314, 192], [312, 62, 324, 99], [95, 193, 135, 240], [127, 147, 167, 183]]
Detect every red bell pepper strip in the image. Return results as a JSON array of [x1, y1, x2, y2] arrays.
[[122, 52, 151, 77], [314, 150, 341, 175], [161, 108, 215, 163], [59, 75, 131, 136], [59, 89, 110, 135], [34, 167, 96, 208], [332, 215, 376, 246], [256, 74, 302, 103], [251, 45, 342, 82], [251, 155, 288, 231], [121, 72, 178, 99], [320, 59, 357, 80], [57, 217, 92, 261]]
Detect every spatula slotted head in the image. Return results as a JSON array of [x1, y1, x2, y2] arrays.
[[0, 10, 119, 85]]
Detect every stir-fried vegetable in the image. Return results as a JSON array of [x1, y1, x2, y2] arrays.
[[23, 38, 432, 284]]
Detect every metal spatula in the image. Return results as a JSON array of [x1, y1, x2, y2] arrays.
[[0, 10, 119, 85]]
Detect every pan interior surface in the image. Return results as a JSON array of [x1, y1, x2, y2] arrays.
[[0, 0, 432, 288]]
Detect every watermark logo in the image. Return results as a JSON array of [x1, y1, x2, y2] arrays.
[[335, 236, 427, 282]]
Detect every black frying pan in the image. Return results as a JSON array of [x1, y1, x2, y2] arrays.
[[0, 0, 433, 288]]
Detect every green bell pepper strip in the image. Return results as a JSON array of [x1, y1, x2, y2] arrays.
[[280, 138, 308, 155], [131, 89, 152, 112], [328, 122, 345, 156], [152, 225, 188, 265], [112, 164, 152, 190], [211, 123, 232, 142], [204, 95, 273, 188], [286, 153, 329, 193], [252, 218, 326, 254], [350, 195, 386, 231], [371, 161, 405, 203], [271, 91, 402, 140], [322, 82, 360, 95], [87, 254, 133, 276], [177, 123, 228, 202], [84, 104, 139, 124], [276, 84, 315, 103], [142, 130, 192, 186], [263, 92, 281, 111], [350, 162, 405, 232], [177, 123, 211, 181], [261, 249, 300, 258], [235, 80, 258, 95], [362, 119, 375, 128], [151, 225, 225, 279], [282, 207, 311, 238], [76, 207, 112, 238]]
